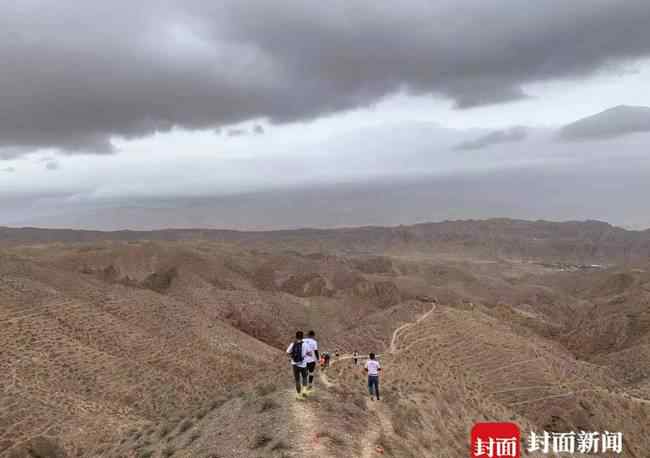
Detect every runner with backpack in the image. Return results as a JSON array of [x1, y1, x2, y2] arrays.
[[286, 331, 311, 399]]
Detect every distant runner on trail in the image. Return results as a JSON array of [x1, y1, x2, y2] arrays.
[[323, 352, 330, 368], [303, 330, 320, 392], [353, 351, 359, 365], [286, 331, 311, 399], [365, 352, 382, 401]]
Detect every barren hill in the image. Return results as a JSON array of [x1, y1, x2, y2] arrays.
[[1, 220, 649, 457], [3, 218, 650, 262]]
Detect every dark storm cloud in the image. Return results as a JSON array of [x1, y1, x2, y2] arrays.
[[2, 0, 650, 155], [454, 126, 529, 151], [559, 105, 650, 141]]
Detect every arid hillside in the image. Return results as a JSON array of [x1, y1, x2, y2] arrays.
[[3, 218, 650, 262], [1, 220, 649, 457]]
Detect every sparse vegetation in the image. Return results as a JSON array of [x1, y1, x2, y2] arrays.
[[254, 383, 277, 397], [187, 431, 201, 445], [392, 401, 423, 438], [251, 434, 273, 449], [158, 424, 171, 438], [178, 418, 193, 434], [209, 398, 227, 411], [318, 430, 345, 447], [4, 222, 650, 457], [270, 439, 290, 451], [259, 398, 279, 412]]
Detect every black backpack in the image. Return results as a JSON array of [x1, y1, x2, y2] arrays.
[[291, 340, 304, 363]]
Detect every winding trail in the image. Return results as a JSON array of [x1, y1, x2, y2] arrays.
[[319, 355, 354, 388], [360, 401, 388, 458], [319, 355, 389, 458], [318, 302, 438, 456], [389, 303, 437, 354]]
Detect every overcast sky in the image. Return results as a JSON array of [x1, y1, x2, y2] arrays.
[[1, 1, 650, 229]]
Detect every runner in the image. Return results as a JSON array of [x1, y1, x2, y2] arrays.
[[303, 330, 320, 392], [286, 331, 310, 399], [323, 352, 330, 368], [352, 350, 359, 365], [364, 352, 382, 401]]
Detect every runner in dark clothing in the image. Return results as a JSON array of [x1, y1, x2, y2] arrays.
[[303, 330, 320, 392]]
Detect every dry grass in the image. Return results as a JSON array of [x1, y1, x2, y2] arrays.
[[391, 401, 423, 438], [250, 433, 273, 449], [2, 227, 650, 457]]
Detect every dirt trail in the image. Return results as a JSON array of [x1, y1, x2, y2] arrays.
[[285, 389, 332, 458], [389, 303, 437, 354], [318, 303, 438, 457], [360, 399, 394, 458], [319, 355, 354, 388]]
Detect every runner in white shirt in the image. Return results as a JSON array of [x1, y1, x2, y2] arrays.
[[364, 352, 382, 401], [303, 330, 320, 392], [286, 331, 311, 399]]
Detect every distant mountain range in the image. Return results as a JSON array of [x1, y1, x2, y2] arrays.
[[2, 218, 650, 262]]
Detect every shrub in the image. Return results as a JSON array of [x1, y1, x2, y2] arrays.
[[158, 424, 171, 438], [178, 419, 193, 434], [251, 434, 273, 449], [161, 446, 175, 457], [270, 440, 290, 451], [209, 398, 226, 411], [9, 437, 66, 458], [188, 431, 201, 445], [255, 383, 277, 397], [318, 430, 345, 447], [259, 398, 279, 413]]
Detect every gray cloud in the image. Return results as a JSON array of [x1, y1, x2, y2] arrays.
[[1, 1, 650, 155], [1, 167, 16, 173], [6, 165, 650, 231], [454, 126, 529, 151], [226, 128, 246, 137], [224, 125, 264, 136], [559, 105, 650, 141], [0, 147, 30, 160], [45, 160, 60, 171]]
